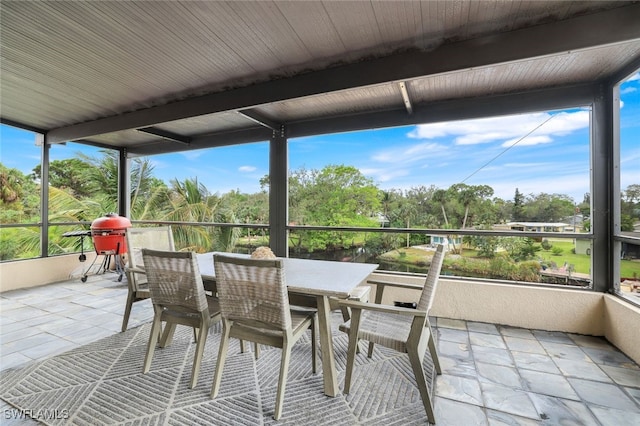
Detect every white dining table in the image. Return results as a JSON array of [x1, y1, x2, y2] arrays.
[[197, 252, 378, 397]]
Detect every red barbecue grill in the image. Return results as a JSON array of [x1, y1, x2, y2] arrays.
[[63, 213, 131, 282]]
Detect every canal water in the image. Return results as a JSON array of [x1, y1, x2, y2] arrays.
[[238, 245, 429, 274]]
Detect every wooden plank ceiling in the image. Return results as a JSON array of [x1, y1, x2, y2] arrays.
[[1, 1, 640, 156]]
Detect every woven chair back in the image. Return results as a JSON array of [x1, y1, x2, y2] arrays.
[[142, 249, 208, 313], [214, 255, 291, 331], [417, 244, 446, 312], [127, 226, 175, 270]]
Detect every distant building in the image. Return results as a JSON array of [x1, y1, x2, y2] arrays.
[[621, 231, 640, 260], [575, 239, 591, 255], [375, 213, 390, 227], [429, 235, 463, 251], [505, 222, 573, 233], [560, 214, 585, 232]]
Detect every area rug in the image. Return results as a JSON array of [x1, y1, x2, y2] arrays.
[[0, 315, 434, 425]]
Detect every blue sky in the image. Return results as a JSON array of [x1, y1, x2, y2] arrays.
[[1, 73, 639, 204]]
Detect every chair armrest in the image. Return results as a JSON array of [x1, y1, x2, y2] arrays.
[[337, 299, 426, 318], [366, 279, 423, 304], [367, 279, 423, 291], [126, 266, 146, 274]]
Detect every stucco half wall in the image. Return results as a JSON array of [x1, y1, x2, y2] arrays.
[[431, 279, 605, 335], [0, 253, 99, 292], [364, 272, 639, 364], [602, 295, 640, 366]]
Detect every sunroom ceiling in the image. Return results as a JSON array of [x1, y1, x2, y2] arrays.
[[1, 1, 640, 157]]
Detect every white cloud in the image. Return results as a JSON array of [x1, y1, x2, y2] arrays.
[[502, 135, 552, 148], [361, 167, 409, 182], [371, 142, 448, 164], [407, 110, 589, 147], [148, 158, 168, 170], [180, 150, 204, 161], [239, 165, 256, 173]]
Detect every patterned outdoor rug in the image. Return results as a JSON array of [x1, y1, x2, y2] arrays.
[[0, 314, 434, 425]]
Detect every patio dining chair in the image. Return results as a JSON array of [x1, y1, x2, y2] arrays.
[[122, 226, 175, 332], [211, 254, 317, 420], [141, 249, 220, 389], [338, 244, 446, 424]]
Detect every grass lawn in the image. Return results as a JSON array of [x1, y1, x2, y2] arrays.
[[381, 240, 640, 279], [378, 247, 435, 266], [540, 240, 640, 278], [537, 240, 591, 273]]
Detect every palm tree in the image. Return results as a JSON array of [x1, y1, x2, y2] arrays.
[[398, 201, 418, 247], [165, 177, 221, 252], [0, 165, 24, 203], [432, 189, 449, 227], [212, 209, 240, 252]]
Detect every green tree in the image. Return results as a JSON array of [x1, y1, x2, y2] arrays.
[[578, 193, 591, 219], [501, 237, 540, 261], [432, 189, 449, 227], [625, 184, 640, 203], [165, 177, 221, 252], [0, 165, 23, 203], [513, 188, 525, 221], [523, 193, 575, 222], [212, 208, 240, 252], [0, 164, 39, 223], [285, 165, 380, 251], [130, 157, 170, 219], [220, 189, 269, 242], [398, 199, 418, 247], [621, 214, 635, 232], [33, 158, 94, 198], [450, 183, 494, 228], [405, 185, 439, 229], [76, 150, 119, 201], [379, 190, 397, 226], [467, 226, 500, 258], [621, 184, 640, 230]]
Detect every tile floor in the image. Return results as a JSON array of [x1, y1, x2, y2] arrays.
[[1, 273, 640, 425]]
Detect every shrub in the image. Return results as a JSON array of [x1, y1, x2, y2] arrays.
[[490, 256, 516, 279], [516, 261, 541, 281], [551, 247, 564, 256]]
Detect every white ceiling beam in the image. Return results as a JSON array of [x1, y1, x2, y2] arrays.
[[237, 109, 281, 131], [137, 127, 191, 145], [398, 82, 413, 114]]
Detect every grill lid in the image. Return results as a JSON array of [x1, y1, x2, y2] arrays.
[[91, 213, 132, 231]]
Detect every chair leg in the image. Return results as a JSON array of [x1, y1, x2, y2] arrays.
[[340, 306, 350, 322], [408, 347, 436, 424], [311, 316, 317, 374], [160, 323, 177, 347], [367, 342, 375, 358], [274, 341, 293, 420], [211, 320, 232, 398], [340, 307, 361, 354], [143, 310, 163, 374], [190, 323, 208, 389], [121, 290, 135, 332], [427, 326, 442, 375], [254, 343, 260, 360], [343, 310, 362, 394]]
